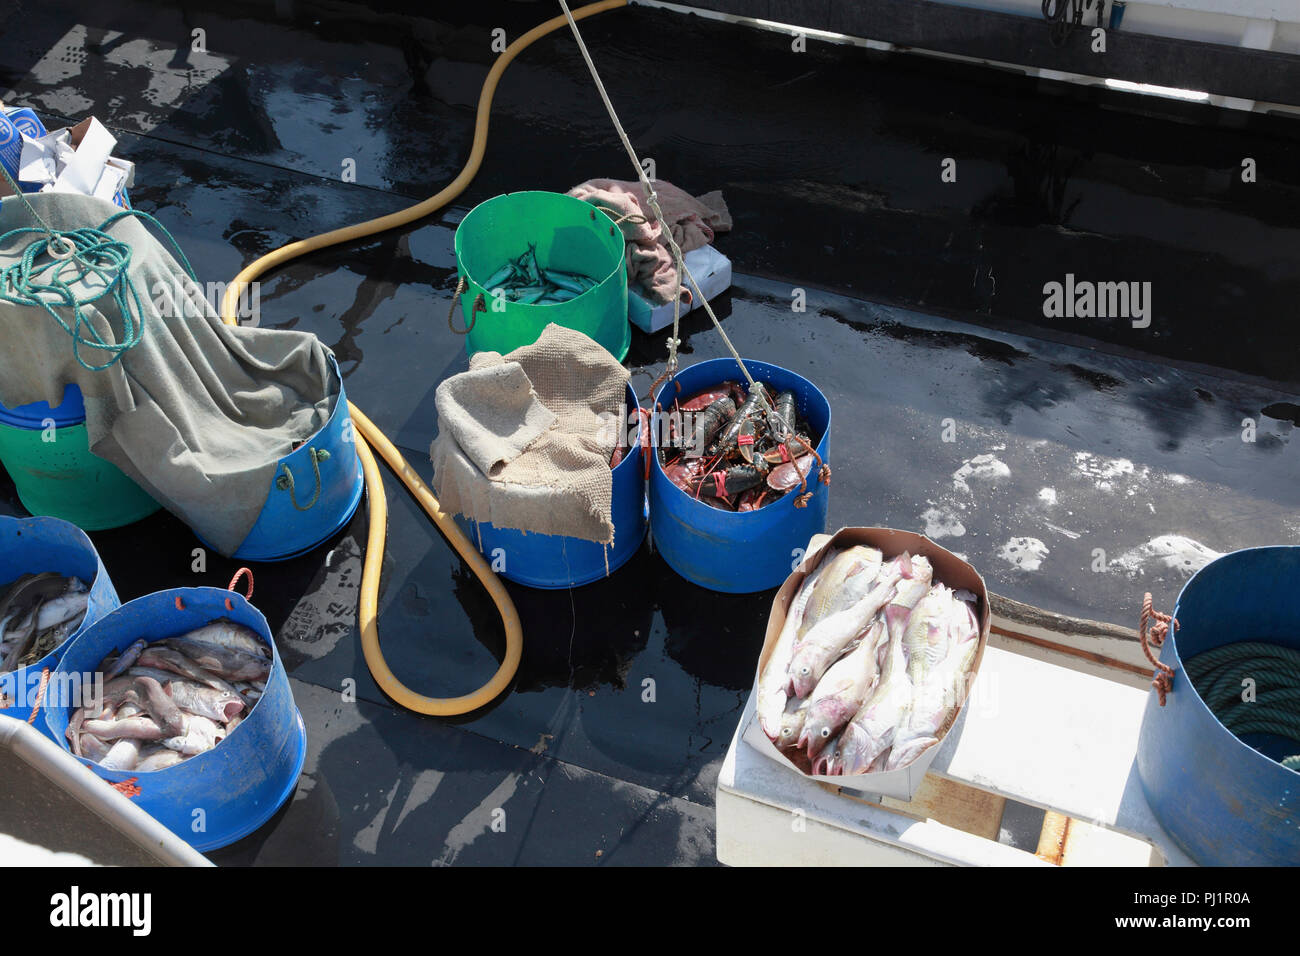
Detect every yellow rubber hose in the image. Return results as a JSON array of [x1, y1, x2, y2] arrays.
[[218, 0, 628, 715]]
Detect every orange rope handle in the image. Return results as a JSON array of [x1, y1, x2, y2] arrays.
[[1139, 592, 1178, 706], [109, 777, 141, 799], [227, 567, 254, 601], [26, 667, 49, 724]]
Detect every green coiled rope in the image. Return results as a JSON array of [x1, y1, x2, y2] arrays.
[[0, 163, 197, 372], [1184, 641, 1300, 771]]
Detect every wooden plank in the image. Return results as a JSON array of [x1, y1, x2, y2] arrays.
[[1035, 811, 1070, 864], [882, 775, 1006, 842]]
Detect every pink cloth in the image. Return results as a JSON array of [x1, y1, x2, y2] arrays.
[[567, 179, 732, 306]]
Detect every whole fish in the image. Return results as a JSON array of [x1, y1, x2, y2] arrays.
[[787, 554, 910, 698], [82, 715, 166, 741], [903, 585, 957, 688], [756, 552, 835, 739], [798, 619, 888, 759], [138, 646, 233, 690], [104, 639, 147, 681], [797, 547, 883, 642], [837, 606, 915, 775], [162, 637, 271, 682], [176, 620, 271, 660], [126, 663, 235, 693], [162, 714, 224, 756], [886, 598, 979, 771]]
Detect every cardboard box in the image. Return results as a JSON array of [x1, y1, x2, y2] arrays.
[[742, 527, 991, 801], [2, 116, 132, 207], [628, 244, 731, 334]]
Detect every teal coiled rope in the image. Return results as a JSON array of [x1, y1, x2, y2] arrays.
[[1184, 641, 1300, 771], [0, 164, 197, 371]]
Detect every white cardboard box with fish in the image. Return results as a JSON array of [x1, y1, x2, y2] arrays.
[[743, 527, 991, 801]]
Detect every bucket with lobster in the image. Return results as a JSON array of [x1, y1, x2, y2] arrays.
[[649, 358, 831, 593]]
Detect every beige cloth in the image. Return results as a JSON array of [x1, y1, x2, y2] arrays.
[[566, 179, 732, 306], [430, 324, 630, 545]]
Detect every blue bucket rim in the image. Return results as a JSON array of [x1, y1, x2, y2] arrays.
[[1167, 544, 1300, 776], [0, 515, 114, 702], [650, 357, 832, 521], [214, 354, 364, 561], [0, 383, 86, 429], [42, 585, 309, 850]]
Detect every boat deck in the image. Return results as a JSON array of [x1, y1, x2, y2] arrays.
[[0, 0, 1297, 865]]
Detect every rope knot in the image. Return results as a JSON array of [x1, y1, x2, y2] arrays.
[[1139, 592, 1178, 706]]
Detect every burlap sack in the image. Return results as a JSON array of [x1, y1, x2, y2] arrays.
[[430, 324, 630, 545]]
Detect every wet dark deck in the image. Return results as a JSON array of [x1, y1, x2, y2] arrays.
[[1, 0, 1297, 865]]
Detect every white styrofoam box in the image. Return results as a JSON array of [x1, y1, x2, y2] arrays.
[[628, 244, 731, 334]]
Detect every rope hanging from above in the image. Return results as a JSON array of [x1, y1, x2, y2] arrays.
[[555, 0, 804, 446], [0, 163, 197, 372], [556, 0, 830, 500]]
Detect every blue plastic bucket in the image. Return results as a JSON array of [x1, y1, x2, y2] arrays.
[[462, 383, 646, 588], [42, 586, 306, 852], [650, 359, 831, 593], [222, 357, 364, 561], [1136, 546, 1300, 866], [0, 383, 86, 429], [0, 515, 120, 726]]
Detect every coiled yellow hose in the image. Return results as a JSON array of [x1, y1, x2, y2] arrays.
[[219, 0, 629, 714]]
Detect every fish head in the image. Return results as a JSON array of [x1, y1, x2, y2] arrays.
[[788, 651, 823, 700], [797, 697, 854, 758], [776, 701, 809, 751], [834, 722, 877, 776], [905, 555, 933, 585], [811, 737, 841, 776]]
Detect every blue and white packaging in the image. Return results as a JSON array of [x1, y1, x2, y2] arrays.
[[0, 110, 21, 183], [4, 107, 48, 140], [13, 116, 133, 208]]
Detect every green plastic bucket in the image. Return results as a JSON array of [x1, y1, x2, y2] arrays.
[[0, 421, 159, 530], [454, 191, 630, 360]]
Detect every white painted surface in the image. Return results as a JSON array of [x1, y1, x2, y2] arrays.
[[0, 832, 99, 866], [628, 245, 732, 334]]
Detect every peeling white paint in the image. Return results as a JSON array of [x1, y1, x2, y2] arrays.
[[998, 536, 1049, 571], [1111, 535, 1222, 578], [953, 454, 1010, 494], [921, 505, 966, 539]]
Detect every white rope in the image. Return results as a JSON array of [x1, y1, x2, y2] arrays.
[[556, 0, 768, 407]]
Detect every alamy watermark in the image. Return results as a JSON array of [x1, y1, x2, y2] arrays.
[[1042, 273, 1151, 328], [0, 670, 102, 712], [150, 276, 261, 326]]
